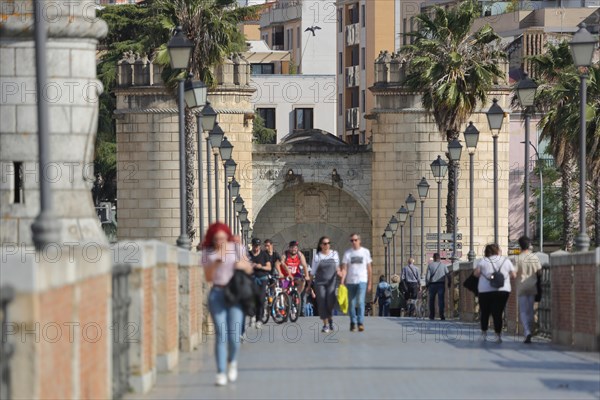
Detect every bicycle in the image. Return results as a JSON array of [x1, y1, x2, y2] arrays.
[[259, 275, 289, 325], [283, 277, 302, 323]]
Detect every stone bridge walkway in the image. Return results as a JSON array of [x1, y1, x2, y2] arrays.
[[127, 317, 600, 400]]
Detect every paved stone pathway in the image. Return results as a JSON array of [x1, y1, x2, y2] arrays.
[[127, 317, 600, 399]]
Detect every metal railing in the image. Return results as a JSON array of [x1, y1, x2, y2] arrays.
[[537, 265, 551, 338], [112, 264, 132, 400], [1, 286, 15, 400]]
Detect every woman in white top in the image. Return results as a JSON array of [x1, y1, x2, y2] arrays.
[[201, 222, 252, 386], [311, 236, 341, 333], [473, 243, 516, 343]]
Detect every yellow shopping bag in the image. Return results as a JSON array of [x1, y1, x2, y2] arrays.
[[337, 284, 348, 314]]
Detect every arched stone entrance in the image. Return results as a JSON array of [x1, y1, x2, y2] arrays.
[[253, 183, 371, 261]]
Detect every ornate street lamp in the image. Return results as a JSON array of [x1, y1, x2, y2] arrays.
[[382, 234, 390, 281], [463, 122, 480, 262], [167, 26, 194, 249], [389, 217, 399, 275], [201, 102, 218, 132], [570, 23, 597, 252], [229, 177, 240, 233], [184, 79, 207, 109], [448, 139, 463, 263], [397, 205, 409, 267], [239, 206, 249, 223], [516, 74, 538, 239], [430, 155, 448, 254], [223, 158, 237, 229], [417, 177, 430, 274], [406, 193, 417, 259], [486, 98, 505, 244]]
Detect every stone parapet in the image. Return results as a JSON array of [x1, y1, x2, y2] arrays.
[[0, 243, 112, 399], [550, 248, 600, 351]]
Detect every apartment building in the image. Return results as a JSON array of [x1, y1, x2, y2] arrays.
[[336, 0, 400, 144], [246, 40, 337, 142]]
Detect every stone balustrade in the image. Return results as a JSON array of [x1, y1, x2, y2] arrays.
[[111, 240, 206, 393]]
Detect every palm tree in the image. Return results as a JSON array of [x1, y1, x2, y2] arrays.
[[401, 0, 506, 236], [155, 0, 261, 240], [528, 42, 600, 250]]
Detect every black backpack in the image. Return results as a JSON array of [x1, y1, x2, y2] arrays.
[[486, 258, 507, 289]]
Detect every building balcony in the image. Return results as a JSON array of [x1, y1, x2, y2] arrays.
[[345, 65, 360, 87], [345, 23, 359, 47], [259, 2, 302, 27], [345, 107, 360, 129]]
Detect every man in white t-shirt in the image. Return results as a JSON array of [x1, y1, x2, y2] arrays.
[[341, 233, 372, 332]]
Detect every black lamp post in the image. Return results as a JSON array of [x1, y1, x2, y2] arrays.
[[234, 195, 244, 235], [486, 98, 505, 244], [570, 23, 597, 252], [229, 178, 240, 231], [417, 177, 430, 274], [208, 123, 224, 221], [220, 134, 234, 226], [223, 157, 236, 230], [389, 216, 399, 275], [463, 122, 480, 262], [382, 234, 390, 281], [430, 155, 448, 254], [516, 74, 538, 239], [167, 26, 194, 249], [198, 101, 217, 228], [397, 205, 409, 267], [448, 139, 463, 264], [406, 194, 417, 259]]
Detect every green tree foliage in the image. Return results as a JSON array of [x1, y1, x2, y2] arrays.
[[95, 1, 170, 202], [252, 115, 276, 144], [401, 0, 505, 234]]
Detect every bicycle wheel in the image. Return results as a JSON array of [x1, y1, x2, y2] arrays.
[[289, 291, 300, 322], [260, 296, 270, 324], [272, 292, 289, 324]]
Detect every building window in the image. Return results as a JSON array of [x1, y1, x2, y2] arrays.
[[251, 63, 275, 75], [338, 9, 342, 32], [294, 108, 314, 130], [361, 4, 365, 27], [361, 89, 366, 112], [257, 108, 276, 131], [403, 18, 407, 46], [297, 26, 301, 48], [290, 29, 293, 51], [339, 52, 343, 74], [361, 47, 365, 70], [338, 94, 343, 116]]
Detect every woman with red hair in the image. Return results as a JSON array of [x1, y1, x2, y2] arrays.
[[201, 223, 252, 386]]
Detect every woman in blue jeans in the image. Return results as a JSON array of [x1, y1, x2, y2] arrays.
[[202, 223, 253, 386]]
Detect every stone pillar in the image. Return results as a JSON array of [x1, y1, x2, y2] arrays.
[[1, 1, 108, 246], [177, 249, 203, 352], [1, 2, 113, 399], [115, 54, 255, 245], [550, 248, 600, 351], [369, 53, 511, 288]]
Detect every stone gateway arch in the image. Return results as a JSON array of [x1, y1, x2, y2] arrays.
[[251, 130, 372, 260]]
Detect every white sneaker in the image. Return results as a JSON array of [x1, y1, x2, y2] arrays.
[[492, 334, 502, 343], [250, 316, 256, 328], [215, 373, 227, 386], [480, 331, 488, 342], [255, 321, 262, 330], [227, 361, 238, 383]]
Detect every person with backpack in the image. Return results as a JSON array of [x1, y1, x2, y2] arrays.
[[389, 274, 404, 317], [401, 258, 421, 317], [201, 222, 253, 386], [374, 275, 392, 316], [426, 253, 450, 320], [474, 243, 516, 343]]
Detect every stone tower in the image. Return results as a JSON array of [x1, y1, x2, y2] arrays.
[[0, 2, 108, 247], [369, 50, 511, 275], [114, 54, 255, 245]]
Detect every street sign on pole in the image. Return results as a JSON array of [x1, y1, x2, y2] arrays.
[[426, 232, 463, 241], [426, 242, 462, 251]]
